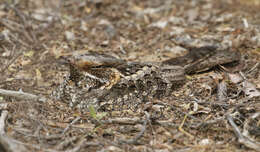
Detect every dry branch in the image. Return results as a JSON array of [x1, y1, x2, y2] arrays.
[[0, 110, 8, 135], [227, 114, 260, 151], [0, 110, 28, 152], [0, 89, 46, 102], [100, 117, 143, 125], [118, 112, 150, 144]]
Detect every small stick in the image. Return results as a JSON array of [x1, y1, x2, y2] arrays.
[[178, 114, 194, 139], [246, 62, 259, 74], [7, 5, 36, 43], [0, 89, 46, 102], [62, 117, 81, 134], [118, 112, 150, 144], [226, 114, 260, 151], [0, 110, 8, 135], [100, 117, 142, 125], [55, 136, 78, 150], [0, 110, 28, 152], [1, 48, 23, 73]]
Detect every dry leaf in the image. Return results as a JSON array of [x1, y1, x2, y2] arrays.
[[228, 73, 243, 84], [217, 80, 227, 101], [23, 50, 34, 57], [35, 69, 44, 86], [243, 81, 260, 98]]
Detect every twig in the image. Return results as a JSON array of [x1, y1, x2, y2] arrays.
[[4, 128, 99, 152], [242, 113, 260, 148], [193, 116, 225, 129], [8, 139, 59, 152], [101, 116, 180, 128], [0, 135, 28, 152], [0, 18, 23, 31], [7, 5, 36, 43], [118, 112, 150, 144], [100, 117, 143, 125], [0, 110, 28, 152], [60, 134, 102, 152], [239, 71, 247, 80], [64, 137, 86, 152], [178, 114, 194, 139], [0, 18, 33, 46], [246, 62, 259, 74], [101, 116, 180, 130], [0, 89, 46, 102], [1, 47, 23, 73], [62, 117, 81, 134], [3, 27, 30, 48], [226, 114, 260, 151], [243, 112, 260, 137], [154, 119, 179, 128], [55, 136, 78, 150], [43, 119, 95, 130], [0, 110, 8, 135], [65, 140, 100, 152], [159, 99, 201, 121]]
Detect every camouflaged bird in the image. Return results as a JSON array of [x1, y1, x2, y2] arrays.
[[53, 46, 240, 111]]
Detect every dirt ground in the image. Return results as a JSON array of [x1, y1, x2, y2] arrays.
[[0, 0, 260, 151]]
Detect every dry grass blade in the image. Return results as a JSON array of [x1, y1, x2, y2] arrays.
[[178, 114, 194, 139]]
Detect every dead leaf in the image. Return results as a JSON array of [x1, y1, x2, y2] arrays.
[[217, 80, 227, 101], [35, 69, 44, 86], [50, 45, 64, 59], [23, 50, 34, 57], [243, 81, 260, 98], [228, 73, 243, 84]]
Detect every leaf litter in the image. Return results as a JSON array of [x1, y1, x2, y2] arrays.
[[0, 0, 259, 151]]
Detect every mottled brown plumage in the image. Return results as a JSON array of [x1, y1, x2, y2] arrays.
[[53, 46, 240, 111]]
